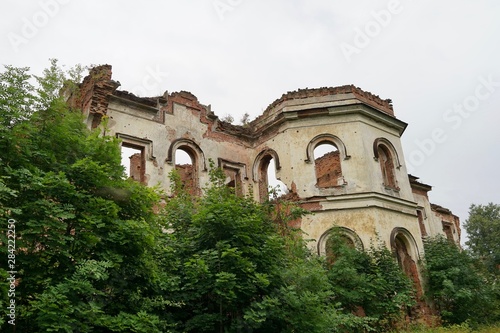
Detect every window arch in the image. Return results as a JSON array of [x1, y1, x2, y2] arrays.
[[373, 138, 400, 189], [390, 227, 423, 297], [391, 227, 419, 273], [252, 149, 284, 201], [317, 226, 363, 256], [306, 134, 349, 188], [167, 139, 206, 195]]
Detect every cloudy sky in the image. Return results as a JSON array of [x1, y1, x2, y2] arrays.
[[2, 0, 499, 241]]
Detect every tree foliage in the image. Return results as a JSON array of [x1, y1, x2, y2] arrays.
[[464, 203, 500, 275], [0, 61, 173, 332], [422, 236, 500, 326], [325, 231, 415, 331]]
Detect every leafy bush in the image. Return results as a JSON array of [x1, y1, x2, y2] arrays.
[[422, 236, 500, 326], [325, 231, 415, 331]]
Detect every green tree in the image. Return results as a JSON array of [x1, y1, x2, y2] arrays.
[[422, 236, 499, 326], [325, 231, 415, 332], [464, 203, 500, 275], [0, 61, 177, 332], [162, 168, 371, 332]]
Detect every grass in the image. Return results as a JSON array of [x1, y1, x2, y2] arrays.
[[396, 323, 500, 333]]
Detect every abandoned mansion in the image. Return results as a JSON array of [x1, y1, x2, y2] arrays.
[[68, 65, 460, 288]]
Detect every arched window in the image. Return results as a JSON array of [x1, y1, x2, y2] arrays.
[[175, 147, 199, 195], [167, 139, 206, 196], [373, 138, 400, 189], [317, 226, 363, 256], [378, 145, 396, 188], [253, 149, 286, 201], [391, 227, 423, 298], [306, 134, 349, 189], [314, 143, 342, 188]]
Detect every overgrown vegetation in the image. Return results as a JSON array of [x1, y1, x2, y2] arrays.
[[420, 203, 500, 328], [326, 231, 415, 331], [0, 62, 499, 332]]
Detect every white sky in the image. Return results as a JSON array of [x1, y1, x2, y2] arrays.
[[2, 0, 499, 241]]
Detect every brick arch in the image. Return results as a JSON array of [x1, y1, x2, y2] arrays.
[[166, 138, 207, 171], [391, 227, 423, 299], [252, 149, 281, 201], [317, 226, 364, 256], [373, 137, 401, 168], [167, 139, 206, 196], [307, 134, 349, 188], [390, 227, 419, 261], [373, 138, 400, 189], [252, 149, 281, 181], [305, 134, 350, 163]]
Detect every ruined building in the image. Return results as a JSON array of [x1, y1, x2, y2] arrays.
[[69, 65, 460, 289]]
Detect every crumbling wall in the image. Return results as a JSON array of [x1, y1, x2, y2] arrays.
[[315, 150, 342, 187], [431, 204, 461, 244], [66, 65, 120, 129], [129, 153, 144, 183], [176, 164, 199, 196]]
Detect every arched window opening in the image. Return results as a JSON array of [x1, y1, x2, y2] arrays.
[[377, 144, 397, 189], [258, 156, 287, 201], [121, 145, 145, 183], [267, 158, 287, 199], [318, 227, 363, 256], [314, 143, 342, 188], [392, 230, 423, 299], [322, 228, 360, 266], [175, 148, 199, 195]]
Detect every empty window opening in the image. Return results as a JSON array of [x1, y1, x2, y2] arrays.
[[393, 234, 422, 298], [325, 233, 355, 266], [223, 167, 243, 196], [442, 222, 454, 242], [121, 145, 145, 183], [175, 148, 198, 195], [258, 156, 287, 201], [377, 145, 397, 188], [417, 210, 427, 237], [314, 143, 342, 188]]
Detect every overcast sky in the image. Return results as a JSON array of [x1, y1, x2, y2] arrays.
[[2, 0, 499, 242]]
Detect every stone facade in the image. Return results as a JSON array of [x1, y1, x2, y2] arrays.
[[69, 65, 460, 288]]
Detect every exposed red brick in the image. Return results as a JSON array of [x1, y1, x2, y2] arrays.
[[260, 85, 394, 119], [129, 153, 144, 183], [417, 210, 427, 237], [315, 150, 342, 188], [176, 164, 199, 196]]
